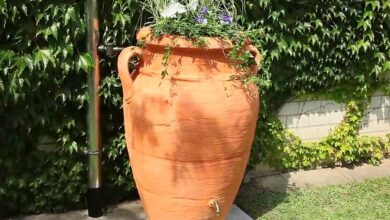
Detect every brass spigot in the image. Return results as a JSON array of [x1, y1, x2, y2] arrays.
[[208, 199, 221, 217]]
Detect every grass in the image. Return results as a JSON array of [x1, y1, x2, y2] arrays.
[[236, 177, 390, 220]]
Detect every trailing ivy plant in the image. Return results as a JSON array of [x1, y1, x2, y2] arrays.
[[252, 94, 390, 171]]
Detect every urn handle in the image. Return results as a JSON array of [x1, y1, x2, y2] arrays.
[[117, 46, 143, 104], [246, 45, 262, 75]]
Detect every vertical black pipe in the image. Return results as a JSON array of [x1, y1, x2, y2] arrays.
[[85, 0, 103, 217]]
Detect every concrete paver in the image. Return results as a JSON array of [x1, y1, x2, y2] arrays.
[[251, 174, 290, 193], [251, 158, 390, 192], [338, 163, 390, 181], [227, 205, 253, 220], [10, 202, 252, 220], [8, 201, 146, 220], [284, 167, 350, 188]]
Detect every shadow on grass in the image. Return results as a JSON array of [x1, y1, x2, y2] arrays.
[[235, 174, 291, 220]]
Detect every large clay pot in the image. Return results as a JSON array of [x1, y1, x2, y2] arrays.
[[117, 27, 261, 220]]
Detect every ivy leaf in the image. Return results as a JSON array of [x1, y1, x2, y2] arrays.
[[64, 7, 76, 25], [35, 13, 47, 25], [34, 49, 55, 70], [113, 13, 131, 28], [50, 23, 59, 39], [383, 61, 390, 72], [0, 0, 6, 10], [314, 19, 323, 29], [365, 1, 380, 11], [37, 23, 59, 40], [21, 4, 27, 16], [384, 1, 390, 9], [0, 78, 4, 92], [14, 56, 27, 74], [24, 55, 34, 71], [0, 50, 15, 64], [62, 44, 74, 58], [69, 141, 78, 154], [363, 11, 373, 20], [76, 53, 94, 73], [357, 20, 371, 31]]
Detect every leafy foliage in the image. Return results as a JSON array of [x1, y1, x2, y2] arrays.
[[248, 0, 390, 169], [258, 100, 390, 171], [0, 0, 389, 216], [0, 0, 142, 217]]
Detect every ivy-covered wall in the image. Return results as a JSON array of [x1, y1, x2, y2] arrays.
[[0, 0, 389, 216], [0, 0, 142, 216], [248, 0, 390, 170]]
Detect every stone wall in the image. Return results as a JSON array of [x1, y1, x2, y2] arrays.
[[277, 91, 390, 142]]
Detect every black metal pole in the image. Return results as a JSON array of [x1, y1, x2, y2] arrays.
[[85, 0, 103, 217]]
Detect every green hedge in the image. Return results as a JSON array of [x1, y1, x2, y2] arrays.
[[0, 0, 389, 216]]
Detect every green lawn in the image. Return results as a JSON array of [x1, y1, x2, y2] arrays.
[[236, 177, 390, 220]]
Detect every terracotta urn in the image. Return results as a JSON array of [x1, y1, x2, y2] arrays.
[[117, 27, 261, 220]]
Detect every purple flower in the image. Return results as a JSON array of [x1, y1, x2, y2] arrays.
[[195, 6, 208, 24], [220, 13, 233, 25], [200, 6, 208, 15], [195, 15, 208, 24]]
